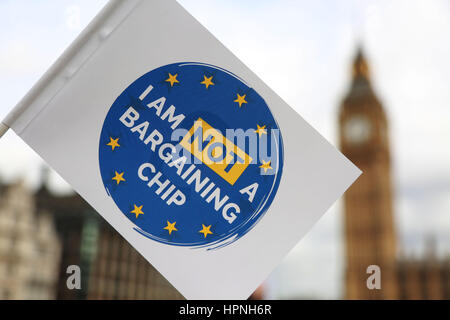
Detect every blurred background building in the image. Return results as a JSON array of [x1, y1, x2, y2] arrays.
[[0, 169, 182, 300], [340, 49, 450, 300], [0, 180, 60, 299]]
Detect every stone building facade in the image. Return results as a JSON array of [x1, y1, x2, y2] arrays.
[[0, 174, 182, 300], [340, 48, 450, 299], [0, 181, 61, 299], [35, 175, 183, 300]]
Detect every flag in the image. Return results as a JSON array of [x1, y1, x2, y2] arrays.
[[1, 0, 360, 299]]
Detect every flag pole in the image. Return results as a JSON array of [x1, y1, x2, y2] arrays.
[[0, 0, 132, 142], [0, 123, 8, 139]]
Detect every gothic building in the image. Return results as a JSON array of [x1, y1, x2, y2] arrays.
[[0, 169, 182, 300], [35, 170, 183, 300], [0, 181, 60, 299], [340, 48, 450, 299]]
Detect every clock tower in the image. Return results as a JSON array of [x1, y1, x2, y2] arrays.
[[339, 49, 398, 299]]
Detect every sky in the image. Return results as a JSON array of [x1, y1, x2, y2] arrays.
[[1, 0, 450, 299]]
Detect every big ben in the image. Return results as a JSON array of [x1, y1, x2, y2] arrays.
[[339, 48, 398, 299]]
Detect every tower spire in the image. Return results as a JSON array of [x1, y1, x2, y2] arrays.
[[352, 46, 370, 80]]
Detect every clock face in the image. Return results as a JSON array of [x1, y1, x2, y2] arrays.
[[344, 115, 371, 144]]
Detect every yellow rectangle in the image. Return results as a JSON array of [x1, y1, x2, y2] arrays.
[[179, 118, 252, 185]]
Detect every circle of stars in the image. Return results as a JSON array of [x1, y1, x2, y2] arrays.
[[106, 70, 276, 241]]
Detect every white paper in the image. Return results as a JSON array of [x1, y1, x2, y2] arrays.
[[4, 0, 360, 299]]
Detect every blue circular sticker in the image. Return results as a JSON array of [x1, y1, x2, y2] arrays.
[[99, 62, 283, 249]]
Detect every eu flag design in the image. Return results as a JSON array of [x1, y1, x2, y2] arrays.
[[99, 63, 284, 249]]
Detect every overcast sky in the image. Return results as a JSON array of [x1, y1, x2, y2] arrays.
[[1, 0, 449, 299]]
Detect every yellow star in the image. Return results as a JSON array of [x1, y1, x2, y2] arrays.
[[254, 124, 267, 137], [234, 94, 248, 107], [112, 171, 125, 185], [200, 75, 214, 89], [199, 224, 213, 238], [259, 160, 273, 173], [164, 221, 178, 235], [165, 73, 179, 87], [130, 205, 144, 218], [107, 137, 120, 151]]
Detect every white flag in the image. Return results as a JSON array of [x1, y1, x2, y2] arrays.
[[1, 0, 360, 299]]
